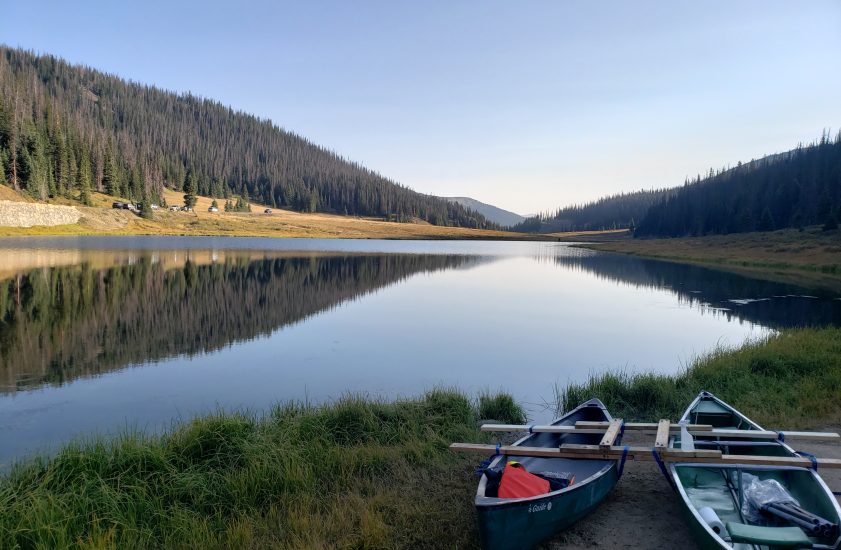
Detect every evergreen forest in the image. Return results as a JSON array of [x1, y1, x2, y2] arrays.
[[0, 46, 491, 228]]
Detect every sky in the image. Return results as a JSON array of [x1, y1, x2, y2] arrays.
[[3, 1, 840, 215]]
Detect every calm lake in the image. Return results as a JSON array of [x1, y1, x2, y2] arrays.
[[2, 236, 840, 466]]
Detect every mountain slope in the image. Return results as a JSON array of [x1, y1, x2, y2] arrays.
[[636, 134, 841, 237], [0, 46, 492, 228], [444, 196, 525, 227]]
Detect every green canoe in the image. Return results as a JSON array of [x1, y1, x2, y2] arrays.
[[669, 391, 841, 549], [474, 399, 623, 550]]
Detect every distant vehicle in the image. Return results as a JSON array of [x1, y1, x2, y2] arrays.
[[169, 205, 180, 212], [208, 206, 219, 213], [150, 204, 159, 210], [112, 201, 124, 209], [264, 208, 272, 214], [181, 206, 192, 212]]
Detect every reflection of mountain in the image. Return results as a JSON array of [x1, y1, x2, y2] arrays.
[[555, 252, 841, 328], [0, 254, 486, 393]]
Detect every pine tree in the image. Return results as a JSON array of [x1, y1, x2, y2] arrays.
[[78, 151, 92, 205], [140, 186, 153, 219], [102, 145, 119, 196], [183, 169, 197, 209]]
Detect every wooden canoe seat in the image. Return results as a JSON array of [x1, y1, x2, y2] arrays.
[[725, 522, 812, 547]]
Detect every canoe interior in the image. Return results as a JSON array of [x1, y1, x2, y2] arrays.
[[675, 465, 841, 549], [672, 392, 841, 549], [478, 400, 615, 499], [685, 396, 760, 431]]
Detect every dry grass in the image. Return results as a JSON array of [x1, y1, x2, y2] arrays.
[[582, 228, 841, 287], [0, 188, 535, 240]]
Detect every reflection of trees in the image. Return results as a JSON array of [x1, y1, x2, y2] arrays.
[[555, 252, 841, 328], [0, 254, 483, 393]]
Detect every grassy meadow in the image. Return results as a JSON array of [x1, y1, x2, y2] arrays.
[[583, 228, 841, 290], [0, 189, 528, 240]]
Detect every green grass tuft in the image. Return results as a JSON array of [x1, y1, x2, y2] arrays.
[[478, 391, 527, 424], [558, 328, 841, 427]]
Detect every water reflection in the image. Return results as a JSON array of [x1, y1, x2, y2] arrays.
[[554, 252, 841, 328], [0, 253, 487, 393]]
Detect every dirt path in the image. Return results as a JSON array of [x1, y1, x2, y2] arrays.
[[542, 427, 841, 549], [542, 431, 696, 549]]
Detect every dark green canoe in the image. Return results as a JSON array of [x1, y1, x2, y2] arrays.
[[670, 391, 841, 549], [474, 399, 622, 550]]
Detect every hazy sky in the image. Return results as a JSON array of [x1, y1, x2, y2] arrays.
[[4, 1, 840, 214]]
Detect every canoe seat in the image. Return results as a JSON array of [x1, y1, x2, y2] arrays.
[[725, 522, 812, 547]]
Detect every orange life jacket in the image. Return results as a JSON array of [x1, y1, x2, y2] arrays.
[[498, 461, 550, 498]]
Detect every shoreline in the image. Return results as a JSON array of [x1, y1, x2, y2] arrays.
[[2, 328, 840, 548], [577, 227, 841, 292]]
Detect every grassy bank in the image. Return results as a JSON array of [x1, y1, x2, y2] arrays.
[[0, 390, 523, 549], [3, 329, 840, 548], [560, 327, 841, 427], [582, 228, 841, 290]]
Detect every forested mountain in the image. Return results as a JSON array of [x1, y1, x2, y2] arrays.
[[0, 46, 491, 227], [444, 196, 525, 227], [511, 188, 672, 233], [636, 133, 841, 237]]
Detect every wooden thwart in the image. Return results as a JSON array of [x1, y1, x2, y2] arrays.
[[480, 422, 840, 442], [577, 421, 839, 441], [480, 424, 609, 435], [698, 429, 840, 441], [576, 421, 713, 432], [654, 419, 670, 449], [599, 419, 623, 449], [449, 443, 841, 469]]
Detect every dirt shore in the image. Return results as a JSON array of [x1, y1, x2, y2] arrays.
[[543, 427, 841, 549]]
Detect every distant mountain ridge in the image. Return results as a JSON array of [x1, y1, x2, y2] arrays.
[[511, 188, 672, 233], [444, 197, 525, 227]]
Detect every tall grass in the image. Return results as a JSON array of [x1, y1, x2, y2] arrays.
[[559, 328, 841, 427], [0, 389, 523, 549], [477, 391, 526, 424]]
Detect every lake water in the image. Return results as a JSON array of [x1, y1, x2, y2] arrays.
[[1, 236, 840, 466]]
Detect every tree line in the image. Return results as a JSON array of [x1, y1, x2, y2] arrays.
[[513, 131, 840, 237], [510, 188, 672, 233], [0, 46, 492, 228], [635, 132, 841, 236]]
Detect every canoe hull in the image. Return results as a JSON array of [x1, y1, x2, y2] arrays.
[[477, 465, 618, 550]]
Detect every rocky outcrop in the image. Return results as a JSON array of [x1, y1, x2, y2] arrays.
[[0, 200, 81, 227]]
